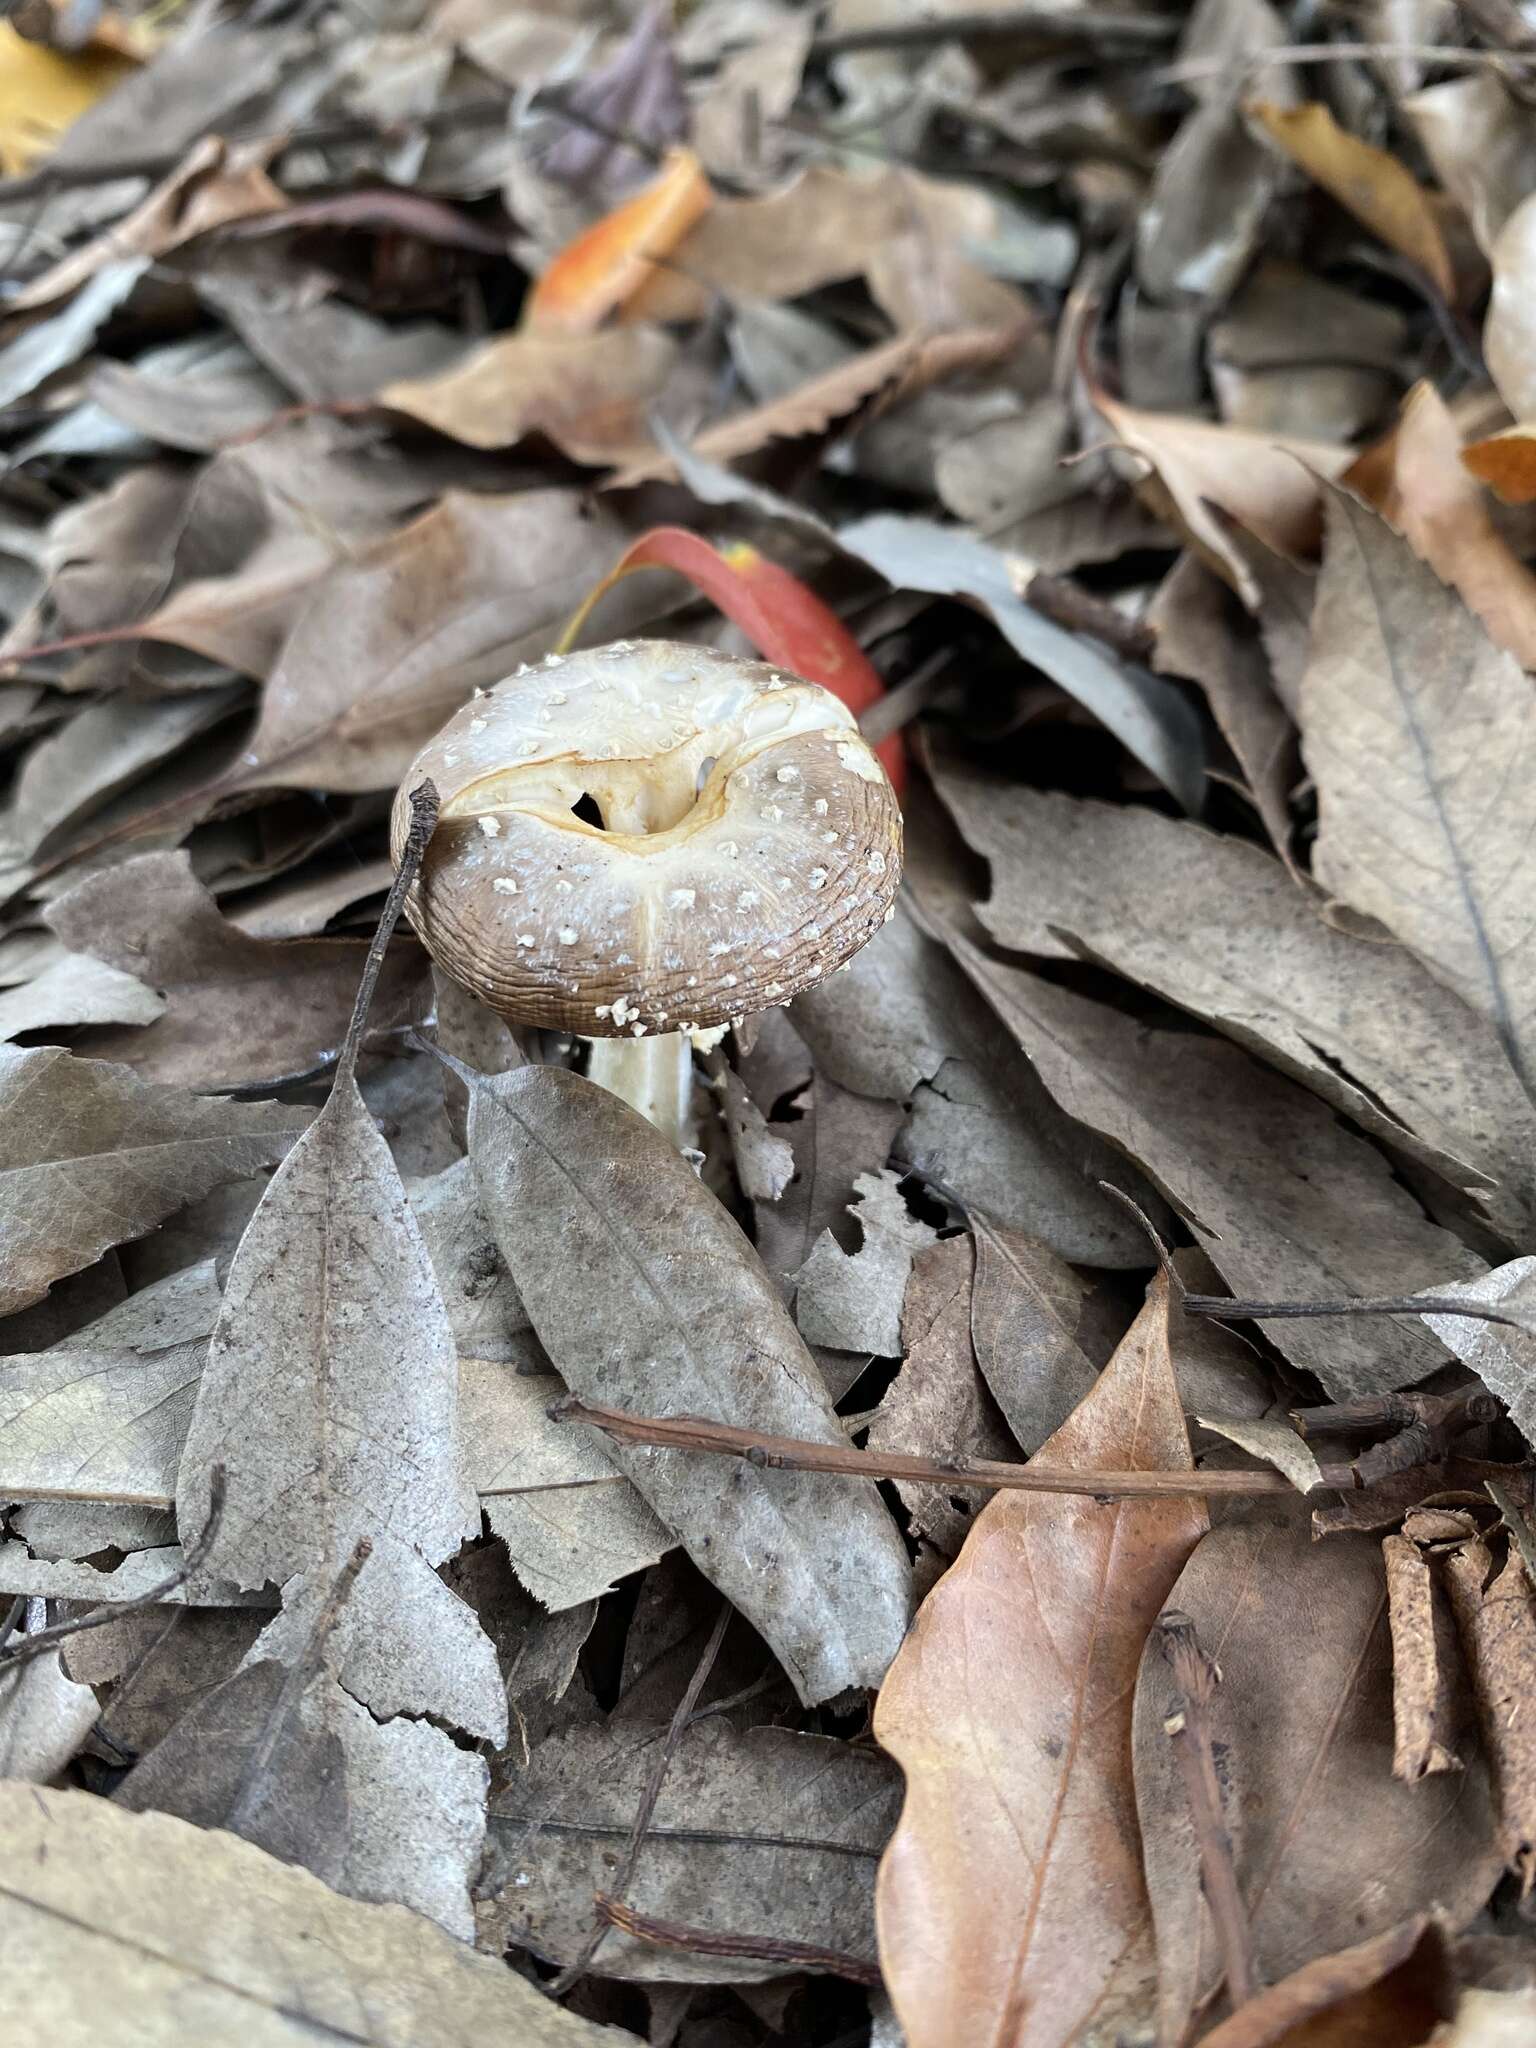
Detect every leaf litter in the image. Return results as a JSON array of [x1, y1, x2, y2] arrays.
[[7, 5, 1536, 2045]]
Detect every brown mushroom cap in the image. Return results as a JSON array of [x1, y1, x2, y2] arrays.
[[390, 639, 902, 1037]]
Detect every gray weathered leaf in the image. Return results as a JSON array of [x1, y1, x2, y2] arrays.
[[951, 942, 1483, 1400], [176, 1072, 504, 1932], [968, 1213, 1099, 1454], [793, 908, 1154, 1265], [48, 851, 428, 1090], [467, 1063, 912, 1703], [408, 1157, 528, 1361], [933, 765, 1536, 1233], [0, 1616, 98, 1782], [0, 1047, 306, 1316], [465, 1353, 672, 1611], [0, 262, 148, 411], [481, 1720, 900, 1981], [793, 1169, 938, 1356], [0, 950, 163, 1043], [1301, 490, 1536, 1104], [1421, 1259, 1536, 1449], [0, 1785, 637, 2046]]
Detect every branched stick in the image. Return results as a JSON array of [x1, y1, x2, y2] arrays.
[[1157, 1613, 1258, 2012], [595, 1895, 883, 1987], [553, 1398, 1355, 1498], [0, 1468, 227, 1674]]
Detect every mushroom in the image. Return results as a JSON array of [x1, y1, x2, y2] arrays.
[[389, 639, 902, 1145]]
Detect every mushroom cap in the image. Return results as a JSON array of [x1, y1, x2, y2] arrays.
[[390, 639, 902, 1038]]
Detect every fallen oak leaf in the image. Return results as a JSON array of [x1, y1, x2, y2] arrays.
[[874, 1272, 1207, 2048]]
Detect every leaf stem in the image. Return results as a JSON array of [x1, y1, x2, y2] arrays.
[[335, 779, 437, 1093]]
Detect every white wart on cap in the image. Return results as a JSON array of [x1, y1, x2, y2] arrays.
[[390, 640, 902, 1036]]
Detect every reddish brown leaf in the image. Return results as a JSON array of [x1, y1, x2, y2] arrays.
[[874, 1272, 1206, 2048], [523, 145, 712, 335]]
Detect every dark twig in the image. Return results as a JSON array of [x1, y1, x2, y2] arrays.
[[554, 1601, 731, 1995], [595, 1894, 883, 1987], [554, 1398, 1354, 1497], [1156, 1613, 1258, 2012], [334, 779, 436, 1093], [1182, 1292, 1523, 1330], [1292, 1388, 1501, 1488], [0, 1595, 26, 1658], [0, 1469, 227, 1674], [225, 1536, 371, 1839]]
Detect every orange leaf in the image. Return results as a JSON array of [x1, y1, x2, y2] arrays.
[[1248, 101, 1456, 300], [874, 1272, 1206, 2048], [1464, 424, 1536, 504], [523, 147, 712, 337], [557, 526, 905, 789]]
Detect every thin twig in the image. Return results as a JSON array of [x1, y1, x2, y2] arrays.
[[554, 1398, 1353, 1498], [1487, 1479, 1536, 1591], [806, 6, 1176, 60], [1155, 41, 1536, 89], [1183, 1292, 1524, 1329], [225, 1536, 371, 1839], [595, 1894, 883, 1988], [1156, 1613, 1258, 2011], [553, 1601, 731, 1995], [0, 1595, 25, 1658], [0, 1468, 227, 1674], [334, 778, 436, 1094]]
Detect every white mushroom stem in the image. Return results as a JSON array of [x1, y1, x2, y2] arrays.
[[585, 1032, 698, 1149]]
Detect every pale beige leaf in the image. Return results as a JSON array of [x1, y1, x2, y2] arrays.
[[0, 1785, 636, 2047], [1485, 190, 1536, 416], [875, 1274, 1206, 2048]]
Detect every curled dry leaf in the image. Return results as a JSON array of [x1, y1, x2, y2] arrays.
[[466, 1063, 912, 1705], [1383, 1531, 1464, 1779], [966, 1212, 1098, 1455], [1194, 1916, 1452, 2048], [1133, 1518, 1500, 2047], [1301, 489, 1536, 1104], [1441, 1523, 1536, 1884], [1247, 100, 1456, 299], [875, 1273, 1207, 2048], [0, 1785, 637, 2047], [0, 1047, 306, 1316]]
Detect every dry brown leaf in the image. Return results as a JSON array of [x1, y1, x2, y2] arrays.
[[1195, 1917, 1451, 2048], [948, 940, 1484, 1401], [621, 164, 1001, 325], [176, 1059, 504, 1933], [1248, 99, 1456, 298], [1442, 1528, 1536, 1885], [1134, 1519, 1499, 2046], [931, 764, 1536, 1234], [0, 1046, 305, 1316], [966, 1212, 1098, 1457], [380, 324, 678, 458], [606, 324, 1020, 489], [0, 1784, 636, 2047], [1301, 488, 1536, 1101], [1352, 382, 1536, 668], [874, 1272, 1206, 2048], [466, 1062, 913, 1705], [1463, 424, 1536, 505], [1091, 387, 1346, 604], [47, 850, 428, 1090], [231, 489, 653, 794], [1384, 1531, 1465, 1779]]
